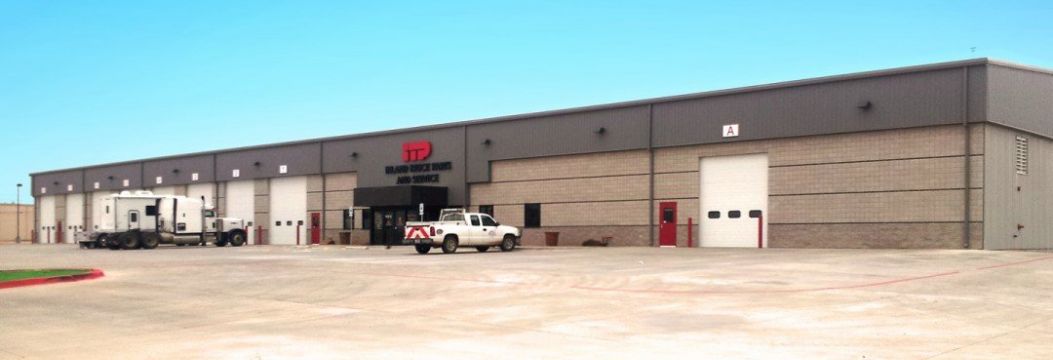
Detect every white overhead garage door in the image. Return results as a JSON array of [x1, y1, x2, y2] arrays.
[[699, 153, 769, 248], [65, 194, 84, 244], [188, 183, 215, 207], [226, 180, 256, 244], [38, 195, 56, 244], [269, 177, 306, 245]]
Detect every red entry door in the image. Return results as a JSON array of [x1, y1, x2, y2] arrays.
[[56, 221, 63, 244], [310, 213, 321, 245], [658, 202, 677, 246]]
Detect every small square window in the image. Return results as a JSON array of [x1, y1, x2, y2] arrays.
[[233, 169, 241, 178], [728, 210, 741, 219], [275, 221, 281, 226], [146, 206, 158, 216], [156, 176, 163, 184], [707, 211, 720, 219], [287, 221, 293, 226], [748, 210, 762, 218], [524, 203, 541, 228], [191, 173, 199, 181]]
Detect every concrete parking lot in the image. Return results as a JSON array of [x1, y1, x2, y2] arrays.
[[1, 245, 1052, 359]]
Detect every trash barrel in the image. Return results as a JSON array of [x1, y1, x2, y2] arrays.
[[544, 232, 560, 247]]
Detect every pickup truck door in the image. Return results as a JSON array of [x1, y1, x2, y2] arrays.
[[467, 215, 484, 245], [480, 215, 500, 244]]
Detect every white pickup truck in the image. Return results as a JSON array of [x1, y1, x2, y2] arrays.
[[404, 209, 521, 254]]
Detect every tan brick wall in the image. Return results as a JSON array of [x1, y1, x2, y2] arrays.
[[770, 156, 983, 195], [307, 175, 323, 192], [769, 223, 983, 249], [472, 175, 649, 205], [770, 189, 982, 223], [491, 150, 649, 182], [325, 173, 357, 191], [654, 124, 984, 173], [0, 204, 34, 243], [520, 226, 650, 247], [307, 192, 323, 212], [324, 191, 353, 211]]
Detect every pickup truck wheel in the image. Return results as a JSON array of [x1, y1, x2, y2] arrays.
[[141, 233, 160, 249], [442, 236, 459, 254], [228, 231, 246, 247], [119, 233, 141, 250], [500, 235, 517, 252], [475, 246, 489, 252], [415, 244, 431, 254]]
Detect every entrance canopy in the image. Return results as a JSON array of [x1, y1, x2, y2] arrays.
[[353, 186, 448, 208]]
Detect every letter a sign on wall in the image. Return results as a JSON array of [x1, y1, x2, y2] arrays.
[[722, 124, 739, 138]]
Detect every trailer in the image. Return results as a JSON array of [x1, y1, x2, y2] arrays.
[[82, 191, 246, 250]]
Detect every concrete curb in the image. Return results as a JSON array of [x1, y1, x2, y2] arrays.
[[0, 269, 105, 290]]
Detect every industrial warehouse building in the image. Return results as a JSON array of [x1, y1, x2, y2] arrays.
[[28, 58, 1053, 250]]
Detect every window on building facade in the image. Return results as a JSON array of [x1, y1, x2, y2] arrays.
[[728, 210, 741, 219], [524, 203, 541, 228], [479, 205, 494, 217], [708, 211, 720, 219]]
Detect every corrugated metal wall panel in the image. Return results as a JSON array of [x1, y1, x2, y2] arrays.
[[84, 163, 142, 193], [143, 154, 215, 187], [987, 65, 1053, 138], [984, 124, 1053, 250], [216, 143, 321, 182], [31, 170, 82, 197], [466, 106, 650, 183], [652, 68, 966, 147]]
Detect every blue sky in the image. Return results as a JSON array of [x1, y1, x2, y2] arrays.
[[2, 1, 1052, 203]]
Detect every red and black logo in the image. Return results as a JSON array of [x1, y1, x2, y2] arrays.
[[402, 141, 432, 162]]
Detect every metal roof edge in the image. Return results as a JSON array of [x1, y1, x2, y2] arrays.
[[31, 58, 996, 176]]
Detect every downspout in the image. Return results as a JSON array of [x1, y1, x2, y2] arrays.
[[648, 104, 656, 247], [962, 66, 972, 249]]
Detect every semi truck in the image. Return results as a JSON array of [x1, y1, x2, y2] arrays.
[[82, 190, 247, 250], [403, 208, 521, 254]]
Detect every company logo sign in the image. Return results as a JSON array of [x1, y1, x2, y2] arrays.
[[402, 141, 432, 162]]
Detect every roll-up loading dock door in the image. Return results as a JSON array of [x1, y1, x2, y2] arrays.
[[699, 154, 769, 248]]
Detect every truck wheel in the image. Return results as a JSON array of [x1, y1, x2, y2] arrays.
[[215, 238, 228, 247], [500, 235, 517, 252], [104, 235, 120, 250], [442, 236, 459, 254], [141, 233, 161, 249], [415, 244, 431, 254], [119, 233, 141, 250], [228, 231, 246, 247], [475, 246, 490, 252]]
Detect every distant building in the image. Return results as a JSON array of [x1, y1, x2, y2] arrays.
[[0, 203, 34, 243]]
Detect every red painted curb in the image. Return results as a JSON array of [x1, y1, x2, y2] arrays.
[[0, 269, 105, 290]]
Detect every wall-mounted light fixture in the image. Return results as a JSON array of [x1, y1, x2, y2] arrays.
[[107, 176, 114, 181], [595, 127, 607, 135], [172, 168, 180, 174], [253, 161, 261, 167], [350, 152, 358, 158], [857, 100, 873, 111], [482, 139, 492, 146], [53, 181, 59, 185]]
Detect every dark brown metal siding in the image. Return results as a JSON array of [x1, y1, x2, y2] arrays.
[[987, 65, 1053, 138], [31, 170, 82, 196], [323, 126, 466, 205], [142, 154, 215, 187], [466, 106, 650, 183], [215, 143, 321, 182], [652, 68, 967, 147]]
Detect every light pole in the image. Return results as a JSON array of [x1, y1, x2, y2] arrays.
[[15, 183, 22, 244]]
